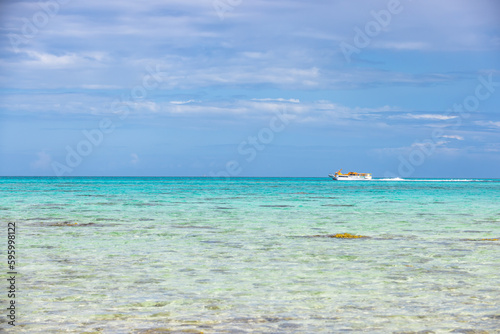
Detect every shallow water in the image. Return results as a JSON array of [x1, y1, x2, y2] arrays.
[[1, 177, 499, 333]]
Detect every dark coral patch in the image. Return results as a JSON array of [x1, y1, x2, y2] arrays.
[[310, 233, 369, 239]]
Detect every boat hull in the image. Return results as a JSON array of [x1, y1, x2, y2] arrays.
[[328, 173, 372, 181]]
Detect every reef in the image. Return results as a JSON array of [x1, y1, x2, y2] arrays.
[[47, 221, 95, 227], [311, 233, 369, 239]]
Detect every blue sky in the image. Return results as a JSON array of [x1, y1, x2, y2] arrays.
[[1, 0, 499, 177]]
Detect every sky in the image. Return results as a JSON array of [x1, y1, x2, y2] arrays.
[[0, 0, 499, 178]]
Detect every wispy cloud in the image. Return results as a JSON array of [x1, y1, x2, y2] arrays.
[[170, 100, 196, 105], [374, 41, 430, 51], [130, 153, 139, 165], [251, 98, 300, 103], [17, 51, 108, 69], [31, 150, 52, 170], [401, 114, 458, 121], [442, 135, 464, 140], [475, 121, 500, 129]]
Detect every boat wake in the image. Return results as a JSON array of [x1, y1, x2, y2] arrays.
[[376, 177, 406, 181], [375, 178, 477, 182]]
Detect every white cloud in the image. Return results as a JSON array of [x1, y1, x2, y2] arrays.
[[475, 121, 500, 128], [442, 135, 464, 140], [19, 51, 109, 69], [170, 100, 196, 105], [26, 51, 80, 68], [157, 99, 405, 127], [403, 114, 458, 120], [411, 140, 448, 149]]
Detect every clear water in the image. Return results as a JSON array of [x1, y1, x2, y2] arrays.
[[1, 177, 499, 333]]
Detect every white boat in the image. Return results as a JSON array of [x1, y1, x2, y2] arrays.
[[329, 169, 372, 181]]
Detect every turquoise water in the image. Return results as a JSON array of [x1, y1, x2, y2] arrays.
[[1, 177, 499, 333]]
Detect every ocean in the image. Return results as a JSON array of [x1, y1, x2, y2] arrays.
[[1, 177, 499, 333]]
